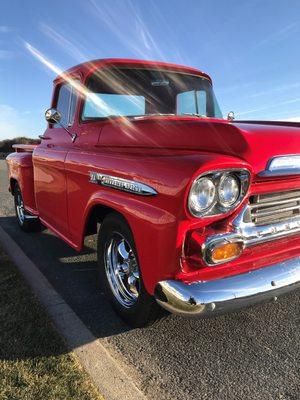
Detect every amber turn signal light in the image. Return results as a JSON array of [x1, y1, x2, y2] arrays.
[[210, 241, 244, 263]]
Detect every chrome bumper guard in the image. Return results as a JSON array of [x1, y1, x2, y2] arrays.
[[154, 257, 300, 317]]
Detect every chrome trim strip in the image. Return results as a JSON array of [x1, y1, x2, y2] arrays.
[[259, 169, 300, 177], [154, 256, 300, 317], [89, 172, 157, 196], [259, 154, 300, 177]]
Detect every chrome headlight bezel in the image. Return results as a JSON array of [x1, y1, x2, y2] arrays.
[[188, 177, 216, 214], [188, 169, 250, 218], [217, 173, 240, 208]]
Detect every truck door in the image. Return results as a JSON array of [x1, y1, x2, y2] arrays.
[[33, 82, 77, 238]]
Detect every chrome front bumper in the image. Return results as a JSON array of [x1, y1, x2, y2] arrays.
[[154, 257, 300, 317]]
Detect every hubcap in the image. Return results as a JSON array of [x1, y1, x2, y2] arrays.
[[16, 192, 25, 225], [104, 233, 140, 308]]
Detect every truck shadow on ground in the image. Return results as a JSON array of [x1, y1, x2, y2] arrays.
[[0, 216, 132, 339]]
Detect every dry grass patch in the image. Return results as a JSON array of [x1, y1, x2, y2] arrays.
[[0, 247, 103, 400]]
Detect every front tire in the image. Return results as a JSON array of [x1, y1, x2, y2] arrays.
[[14, 184, 40, 232], [98, 213, 162, 327]]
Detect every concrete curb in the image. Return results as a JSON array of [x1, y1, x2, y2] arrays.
[[0, 225, 146, 400]]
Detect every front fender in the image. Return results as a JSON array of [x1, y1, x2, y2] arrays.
[[66, 148, 252, 294], [82, 190, 178, 294]]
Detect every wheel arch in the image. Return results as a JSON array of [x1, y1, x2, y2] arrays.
[[83, 203, 131, 237], [80, 193, 179, 294]]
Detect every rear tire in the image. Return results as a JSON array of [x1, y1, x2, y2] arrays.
[[14, 184, 40, 232], [97, 213, 162, 328]]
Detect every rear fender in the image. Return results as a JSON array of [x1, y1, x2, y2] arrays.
[[6, 152, 37, 214]]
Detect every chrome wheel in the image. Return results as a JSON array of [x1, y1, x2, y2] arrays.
[[104, 233, 140, 308], [16, 191, 25, 225]]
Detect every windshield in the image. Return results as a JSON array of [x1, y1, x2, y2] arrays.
[[82, 68, 223, 120]]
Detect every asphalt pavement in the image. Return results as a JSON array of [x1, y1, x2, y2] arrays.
[[0, 160, 299, 400]]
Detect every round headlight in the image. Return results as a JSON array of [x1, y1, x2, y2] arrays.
[[218, 174, 240, 207], [189, 177, 216, 215]]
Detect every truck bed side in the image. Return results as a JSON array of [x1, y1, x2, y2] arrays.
[[6, 145, 38, 215]]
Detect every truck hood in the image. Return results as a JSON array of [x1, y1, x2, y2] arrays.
[[99, 117, 300, 176]]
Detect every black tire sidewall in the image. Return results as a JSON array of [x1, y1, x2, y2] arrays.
[[14, 184, 39, 232], [14, 185, 28, 230]]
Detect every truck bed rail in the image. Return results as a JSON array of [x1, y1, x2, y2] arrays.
[[12, 144, 39, 153]]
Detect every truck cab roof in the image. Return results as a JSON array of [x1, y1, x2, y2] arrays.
[[54, 58, 212, 84]]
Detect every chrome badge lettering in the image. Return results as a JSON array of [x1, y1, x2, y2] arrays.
[[89, 172, 157, 196], [89, 171, 102, 183]]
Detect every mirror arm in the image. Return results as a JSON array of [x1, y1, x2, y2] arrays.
[[57, 122, 77, 143], [45, 108, 77, 143]]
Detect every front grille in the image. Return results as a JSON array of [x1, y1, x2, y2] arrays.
[[248, 190, 300, 225]]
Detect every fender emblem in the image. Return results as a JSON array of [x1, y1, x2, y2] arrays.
[[89, 172, 157, 196]]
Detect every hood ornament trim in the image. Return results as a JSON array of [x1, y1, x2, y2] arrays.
[[259, 154, 300, 177]]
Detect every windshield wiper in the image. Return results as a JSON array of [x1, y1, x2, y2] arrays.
[[135, 113, 175, 116], [182, 113, 205, 118], [132, 113, 175, 119]]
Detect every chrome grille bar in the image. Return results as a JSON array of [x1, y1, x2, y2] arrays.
[[231, 206, 300, 248], [254, 190, 300, 202], [248, 190, 300, 225], [249, 196, 300, 209], [252, 205, 300, 218]]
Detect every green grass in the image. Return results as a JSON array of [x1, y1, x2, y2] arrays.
[[0, 247, 102, 400]]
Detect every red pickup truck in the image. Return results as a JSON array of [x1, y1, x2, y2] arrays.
[[6, 58, 300, 327]]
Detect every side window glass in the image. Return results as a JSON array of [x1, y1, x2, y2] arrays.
[[54, 84, 72, 128]]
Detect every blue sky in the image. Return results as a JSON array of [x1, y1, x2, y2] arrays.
[[1, 0, 300, 139]]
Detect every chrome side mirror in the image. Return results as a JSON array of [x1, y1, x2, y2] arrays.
[[45, 108, 62, 124], [227, 111, 235, 121], [44, 107, 77, 143]]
